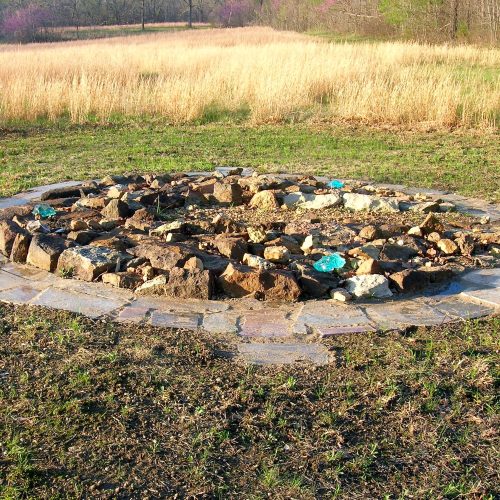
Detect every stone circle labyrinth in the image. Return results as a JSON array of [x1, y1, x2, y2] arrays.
[[0, 169, 498, 364]]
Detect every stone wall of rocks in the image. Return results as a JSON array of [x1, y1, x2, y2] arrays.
[[0, 169, 498, 304]]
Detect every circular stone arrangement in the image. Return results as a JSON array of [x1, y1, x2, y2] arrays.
[[0, 170, 498, 364]]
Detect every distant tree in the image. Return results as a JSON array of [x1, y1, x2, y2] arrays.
[[1, 3, 51, 42], [183, 0, 194, 27]]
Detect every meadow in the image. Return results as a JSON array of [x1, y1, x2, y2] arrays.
[[0, 27, 499, 128]]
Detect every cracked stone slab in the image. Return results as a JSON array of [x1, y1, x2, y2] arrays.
[[29, 287, 126, 319], [115, 304, 151, 324], [460, 268, 500, 289], [365, 300, 448, 330], [461, 288, 500, 309], [131, 296, 229, 314], [239, 309, 292, 338], [0, 285, 43, 304], [53, 277, 135, 302], [293, 301, 374, 336], [202, 311, 240, 334], [0, 262, 56, 283], [0, 269, 31, 291], [149, 310, 202, 329], [433, 296, 496, 320], [238, 343, 330, 365]]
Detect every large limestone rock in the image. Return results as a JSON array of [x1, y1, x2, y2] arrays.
[[249, 190, 280, 210], [213, 182, 243, 205], [218, 263, 301, 301], [343, 193, 399, 213], [136, 268, 214, 300], [437, 239, 458, 255], [242, 253, 276, 270], [215, 237, 248, 261], [101, 199, 130, 219], [102, 272, 142, 289], [263, 245, 290, 264], [26, 234, 73, 272], [0, 220, 26, 257], [298, 193, 342, 210], [132, 242, 194, 271], [345, 274, 393, 298], [283, 192, 341, 210], [10, 233, 31, 263], [57, 246, 123, 281]]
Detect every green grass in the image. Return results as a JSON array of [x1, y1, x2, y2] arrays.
[[0, 304, 498, 497], [1, 121, 498, 201]]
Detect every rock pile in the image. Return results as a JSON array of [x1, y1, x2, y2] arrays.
[[0, 170, 498, 303]]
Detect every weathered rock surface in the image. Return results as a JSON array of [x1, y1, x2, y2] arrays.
[[132, 242, 194, 270], [296, 265, 340, 298], [263, 245, 290, 264], [10, 233, 31, 263], [137, 268, 214, 300], [57, 246, 123, 281], [27, 234, 73, 272], [242, 253, 276, 270], [213, 182, 243, 205], [437, 239, 458, 255], [218, 263, 301, 301], [0, 220, 26, 257], [249, 190, 280, 210], [345, 274, 393, 298], [101, 199, 130, 219], [343, 193, 399, 213], [215, 237, 248, 261], [102, 272, 142, 289]]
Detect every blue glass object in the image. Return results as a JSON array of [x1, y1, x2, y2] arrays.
[[313, 253, 346, 273], [32, 204, 57, 219], [328, 179, 345, 189]]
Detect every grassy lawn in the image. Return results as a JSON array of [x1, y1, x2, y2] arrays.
[[0, 304, 498, 497], [1, 122, 499, 201]]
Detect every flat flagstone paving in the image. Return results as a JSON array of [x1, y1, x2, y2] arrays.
[[461, 288, 500, 308], [238, 343, 330, 365], [0, 180, 499, 364], [293, 301, 375, 336], [116, 304, 152, 324], [0, 269, 37, 291], [0, 285, 42, 304], [239, 309, 293, 338], [432, 296, 496, 320], [29, 287, 126, 319], [364, 299, 448, 330], [460, 268, 500, 288], [149, 310, 202, 329], [202, 311, 240, 335]]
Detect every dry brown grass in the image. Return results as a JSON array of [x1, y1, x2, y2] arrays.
[[0, 27, 498, 128]]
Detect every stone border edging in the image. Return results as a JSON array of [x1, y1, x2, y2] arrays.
[[0, 180, 498, 365]]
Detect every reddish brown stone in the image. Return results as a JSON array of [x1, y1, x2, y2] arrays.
[[218, 263, 301, 301]]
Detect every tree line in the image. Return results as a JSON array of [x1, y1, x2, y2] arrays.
[[1, 0, 498, 44]]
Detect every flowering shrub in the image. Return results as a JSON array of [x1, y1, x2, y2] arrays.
[[1, 4, 51, 42]]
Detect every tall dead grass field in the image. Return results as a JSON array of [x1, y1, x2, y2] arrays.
[[0, 27, 498, 128]]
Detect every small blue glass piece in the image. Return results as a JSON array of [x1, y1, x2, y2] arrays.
[[313, 253, 346, 273], [328, 179, 345, 189], [32, 204, 57, 219]]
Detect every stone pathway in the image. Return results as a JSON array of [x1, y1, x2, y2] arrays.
[[0, 180, 498, 365]]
